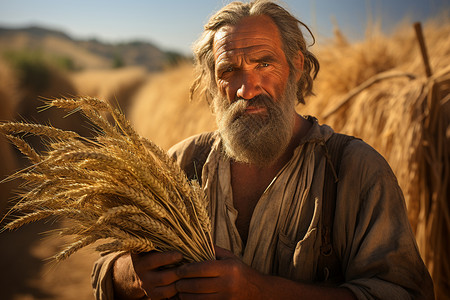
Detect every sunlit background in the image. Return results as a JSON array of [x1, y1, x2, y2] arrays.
[[1, 0, 448, 54]]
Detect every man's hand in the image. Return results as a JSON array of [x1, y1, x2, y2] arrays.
[[174, 246, 356, 300], [113, 251, 183, 300], [113, 247, 356, 300], [175, 247, 265, 299]]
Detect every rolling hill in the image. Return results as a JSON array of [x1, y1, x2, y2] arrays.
[[0, 25, 188, 70]]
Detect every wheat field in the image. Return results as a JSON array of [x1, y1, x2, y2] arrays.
[[0, 19, 448, 299]]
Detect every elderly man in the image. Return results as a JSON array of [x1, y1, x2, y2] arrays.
[[92, 1, 434, 299]]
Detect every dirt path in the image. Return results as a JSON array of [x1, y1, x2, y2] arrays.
[[0, 220, 98, 300]]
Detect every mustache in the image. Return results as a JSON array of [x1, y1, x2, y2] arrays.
[[224, 94, 277, 124], [226, 94, 275, 116], [234, 94, 274, 108]]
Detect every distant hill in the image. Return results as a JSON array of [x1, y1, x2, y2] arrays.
[[0, 25, 188, 70]]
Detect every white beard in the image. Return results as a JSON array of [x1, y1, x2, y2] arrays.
[[213, 79, 297, 166]]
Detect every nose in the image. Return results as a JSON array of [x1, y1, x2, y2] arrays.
[[236, 71, 261, 100]]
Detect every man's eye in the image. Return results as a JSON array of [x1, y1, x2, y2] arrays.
[[260, 62, 270, 68], [225, 66, 234, 72]]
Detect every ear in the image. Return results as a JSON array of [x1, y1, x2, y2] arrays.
[[293, 51, 304, 82]]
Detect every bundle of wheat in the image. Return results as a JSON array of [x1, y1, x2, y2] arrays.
[[0, 96, 215, 263]]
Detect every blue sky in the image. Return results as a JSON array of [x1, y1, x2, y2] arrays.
[[0, 0, 448, 54]]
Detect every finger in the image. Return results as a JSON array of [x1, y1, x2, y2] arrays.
[[147, 283, 178, 300], [146, 268, 180, 287], [176, 260, 221, 278], [175, 277, 221, 294], [132, 251, 183, 271]]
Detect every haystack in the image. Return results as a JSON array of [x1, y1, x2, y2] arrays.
[[70, 66, 147, 115], [129, 63, 216, 149]]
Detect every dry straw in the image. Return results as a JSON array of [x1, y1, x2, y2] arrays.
[[0, 96, 215, 263]]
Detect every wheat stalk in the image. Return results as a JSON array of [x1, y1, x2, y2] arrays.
[[1, 96, 215, 263]]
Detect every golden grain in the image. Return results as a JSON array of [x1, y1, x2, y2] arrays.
[[0, 122, 80, 140], [4, 134, 41, 164], [1, 96, 215, 264]]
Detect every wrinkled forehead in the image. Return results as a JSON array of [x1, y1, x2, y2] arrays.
[[212, 15, 284, 61]]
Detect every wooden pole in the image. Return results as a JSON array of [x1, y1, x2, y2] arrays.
[[414, 22, 433, 78]]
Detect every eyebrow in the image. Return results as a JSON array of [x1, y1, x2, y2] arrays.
[[249, 55, 277, 64], [215, 62, 234, 75], [215, 52, 279, 74], [216, 54, 277, 68]]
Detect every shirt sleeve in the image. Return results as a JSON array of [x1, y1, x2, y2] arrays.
[[334, 140, 434, 299], [91, 252, 123, 300]]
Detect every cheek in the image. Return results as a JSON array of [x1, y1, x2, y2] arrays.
[[261, 73, 288, 100], [216, 79, 233, 99]]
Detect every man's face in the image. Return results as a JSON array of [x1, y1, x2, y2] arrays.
[[213, 15, 291, 105], [212, 15, 297, 166]]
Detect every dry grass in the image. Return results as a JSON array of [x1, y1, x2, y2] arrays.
[[303, 18, 450, 118], [0, 96, 215, 264]]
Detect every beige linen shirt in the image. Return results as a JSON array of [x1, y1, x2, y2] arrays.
[[91, 118, 434, 299]]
